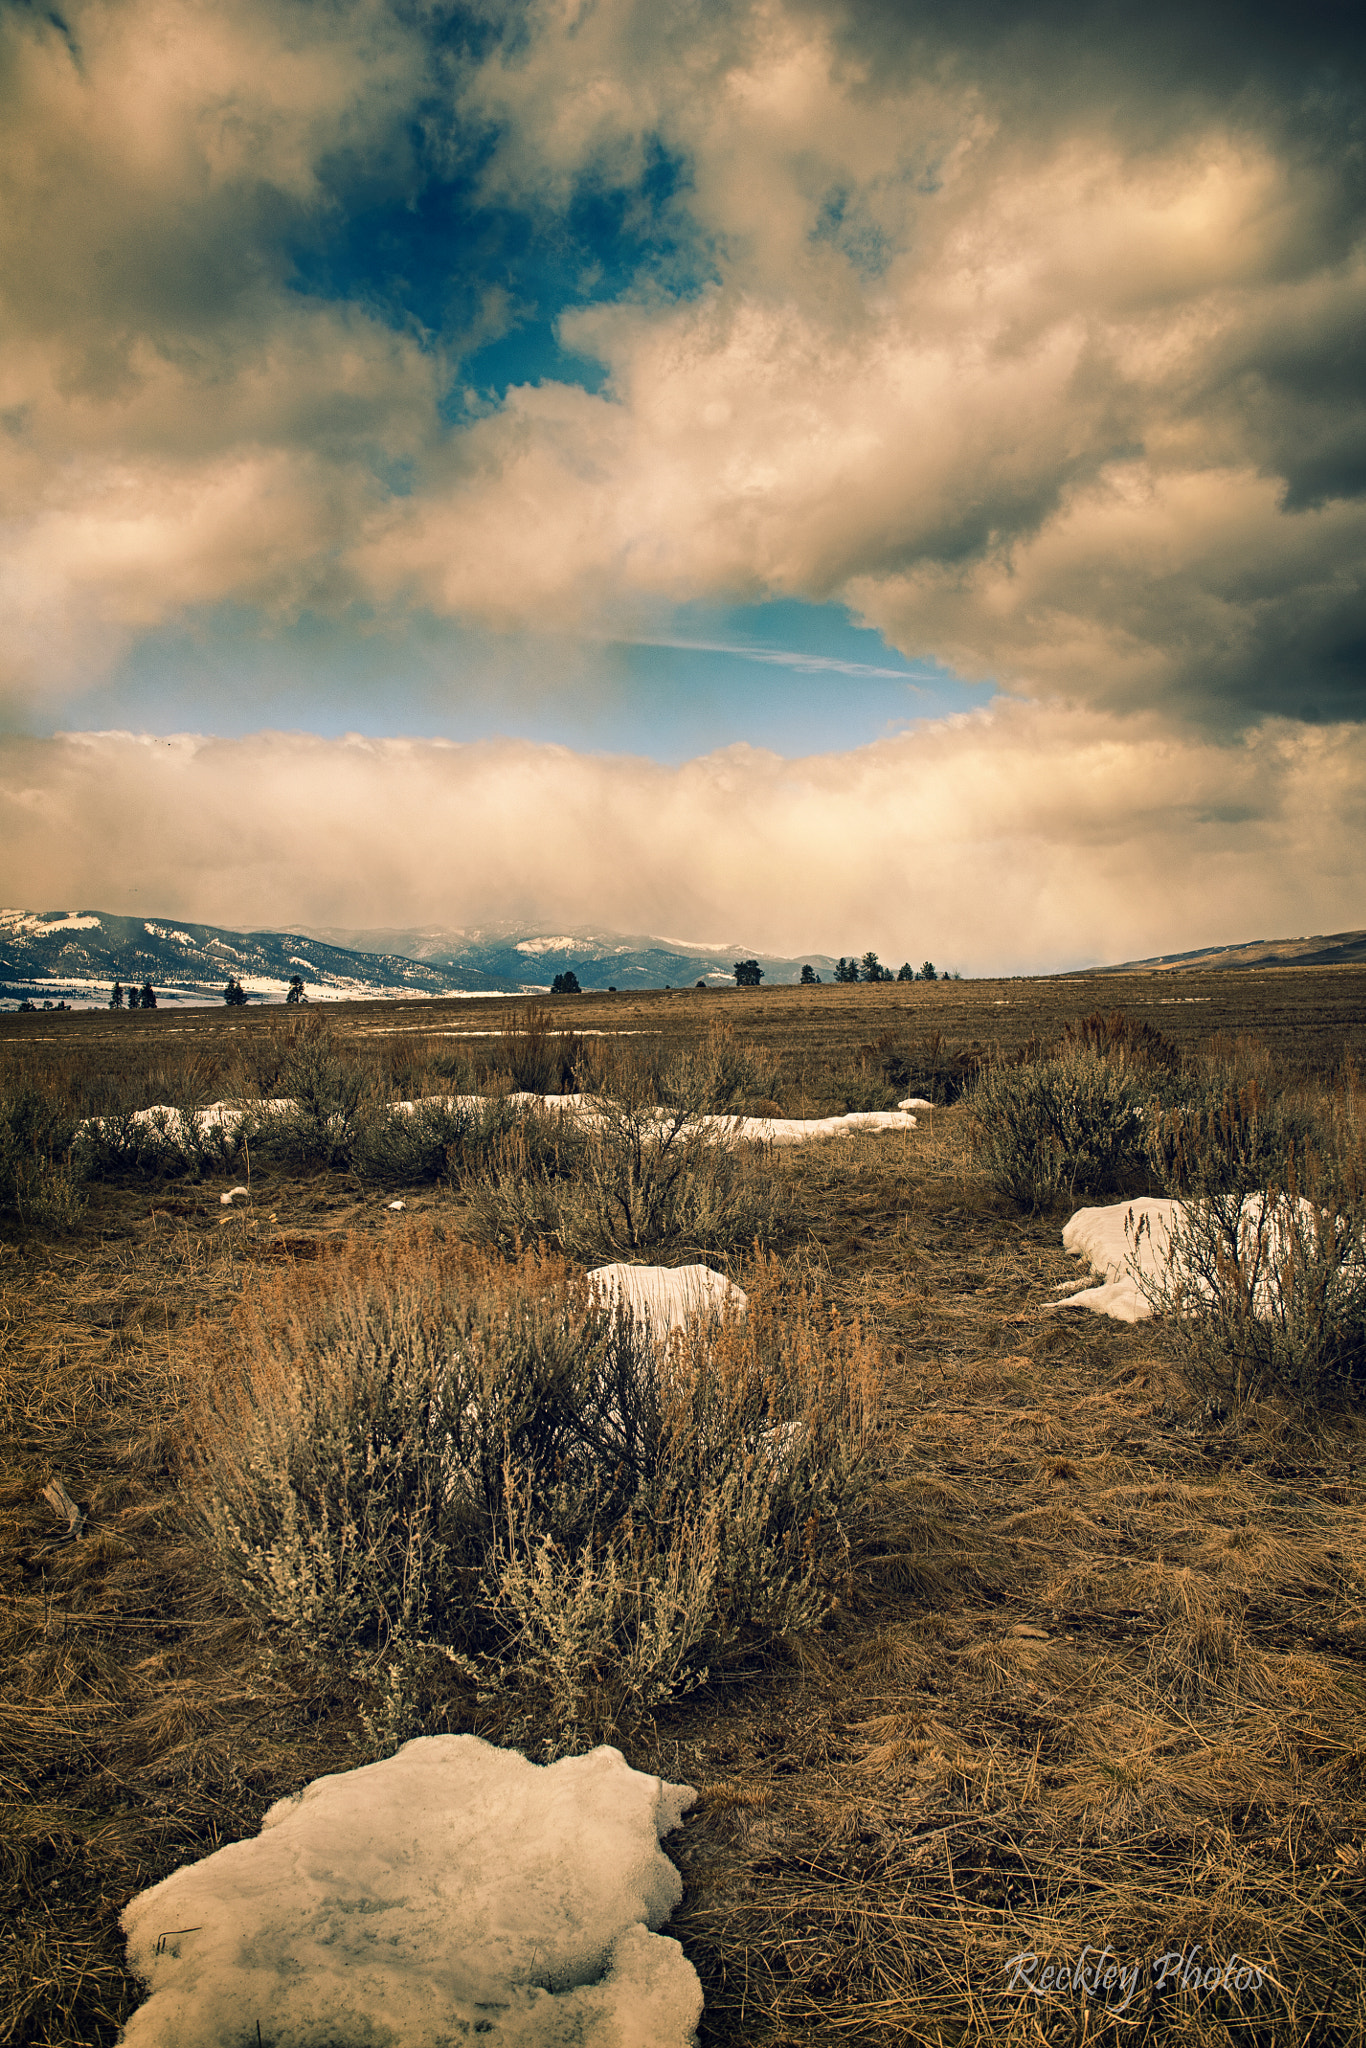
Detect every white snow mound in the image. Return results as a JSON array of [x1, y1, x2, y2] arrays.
[[589, 1262, 747, 1334], [1050, 1193, 1360, 1324], [84, 1095, 915, 1152], [1051, 1198, 1189, 1322], [119, 1735, 701, 2048]]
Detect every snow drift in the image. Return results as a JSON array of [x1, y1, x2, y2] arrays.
[[589, 1262, 747, 1333], [120, 1735, 700, 2048], [86, 1093, 917, 1150], [1050, 1193, 1365, 1324]]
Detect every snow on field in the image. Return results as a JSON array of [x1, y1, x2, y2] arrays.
[[120, 1736, 701, 2048], [589, 1262, 747, 1332], [85, 1095, 917, 1149], [1049, 1198, 1188, 1322], [1050, 1194, 1361, 1323]]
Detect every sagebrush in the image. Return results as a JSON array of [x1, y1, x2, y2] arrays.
[[187, 1234, 881, 1756]]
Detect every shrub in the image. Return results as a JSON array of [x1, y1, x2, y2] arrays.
[[354, 1097, 586, 1189], [1146, 1074, 1316, 1197], [76, 1103, 249, 1183], [466, 1099, 788, 1259], [0, 1087, 86, 1228], [1139, 1176, 1366, 1409], [1140, 1070, 1366, 1407], [188, 1237, 881, 1756], [968, 1045, 1150, 1209], [498, 1007, 583, 1093], [1061, 1008, 1181, 1076], [248, 1020, 374, 1169]]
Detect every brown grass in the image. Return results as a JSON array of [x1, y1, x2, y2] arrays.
[[3, 983, 1366, 2043]]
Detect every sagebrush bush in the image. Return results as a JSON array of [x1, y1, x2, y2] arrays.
[[1146, 1074, 1319, 1198], [968, 1046, 1151, 1210], [1141, 1070, 1366, 1407], [76, 1102, 250, 1183], [346, 1095, 576, 1187], [465, 1099, 790, 1258], [0, 1087, 85, 1227], [498, 1007, 584, 1094], [186, 1234, 880, 1755]]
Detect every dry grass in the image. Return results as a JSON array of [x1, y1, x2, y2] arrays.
[[3, 990, 1366, 2044]]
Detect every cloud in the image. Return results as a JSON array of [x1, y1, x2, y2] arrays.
[[0, 0, 437, 713], [350, 0, 1366, 726], [4, 709, 1363, 971], [1, 0, 1362, 740]]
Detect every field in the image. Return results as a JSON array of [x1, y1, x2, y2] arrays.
[[3, 968, 1366, 2045]]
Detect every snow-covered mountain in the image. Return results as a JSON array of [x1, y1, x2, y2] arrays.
[[0, 910, 474, 1008], [0, 909, 843, 1008], [300, 923, 841, 992]]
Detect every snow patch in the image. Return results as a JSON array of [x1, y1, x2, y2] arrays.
[[143, 923, 195, 946], [1048, 1194, 1364, 1323], [0, 908, 102, 936], [119, 1735, 701, 2048], [589, 1263, 747, 1333]]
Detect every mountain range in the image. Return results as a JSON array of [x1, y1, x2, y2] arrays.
[[0, 909, 842, 1007]]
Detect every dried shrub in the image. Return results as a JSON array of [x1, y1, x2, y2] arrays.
[[498, 1006, 584, 1094], [1060, 1008, 1183, 1075], [1140, 1174, 1366, 1410], [465, 1099, 790, 1258], [185, 1236, 881, 1756], [967, 1046, 1150, 1210], [0, 1085, 85, 1227]]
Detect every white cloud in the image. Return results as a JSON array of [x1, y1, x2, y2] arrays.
[[4, 711, 1362, 971]]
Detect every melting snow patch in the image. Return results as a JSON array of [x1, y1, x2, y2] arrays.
[[119, 1735, 700, 2048], [589, 1262, 747, 1334], [219, 1187, 249, 1207], [387, 1198, 405, 1211], [1047, 1194, 1361, 1324]]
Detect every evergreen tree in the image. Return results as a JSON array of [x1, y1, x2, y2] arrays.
[[127, 984, 141, 1010], [109, 980, 124, 1009], [800, 963, 819, 984], [550, 970, 582, 994], [918, 962, 937, 982], [732, 959, 763, 987], [897, 962, 914, 982], [223, 977, 248, 1006], [140, 982, 157, 1009], [286, 975, 306, 1004], [833, 957, 860, 983]]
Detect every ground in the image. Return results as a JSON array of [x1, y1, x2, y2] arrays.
[[2, 971, 1365, 2045]]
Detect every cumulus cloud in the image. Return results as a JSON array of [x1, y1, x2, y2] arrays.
[[4, 712, 1363, 970], [0, 0, 437, 711], [1, 0, 1362, 753], [342, 0, 1366, 727]]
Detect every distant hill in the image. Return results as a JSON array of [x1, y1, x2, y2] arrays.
[[0, 909, 474, 1008], [1094, 929, 1366, 973], [301, 923, 843, 992], [0, 909, 849, 1008]]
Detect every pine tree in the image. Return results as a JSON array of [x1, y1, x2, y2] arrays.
[[800, 963, 819, 984], [109, 981, 124, 1009], [140, 982, 157, 1009], [732, 959, 763, 987]]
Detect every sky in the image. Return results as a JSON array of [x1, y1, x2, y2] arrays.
[[2, 0, 1364, 972]]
